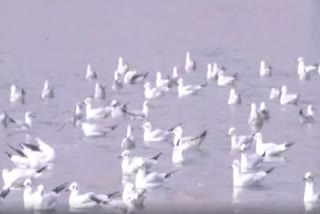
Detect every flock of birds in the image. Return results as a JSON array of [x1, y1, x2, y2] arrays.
[[0, 52, 320, 213]]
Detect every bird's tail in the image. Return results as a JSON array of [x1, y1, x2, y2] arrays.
[[164, 169, 178, 179]]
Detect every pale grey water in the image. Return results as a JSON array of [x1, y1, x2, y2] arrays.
[[0, 0, 320, 213]]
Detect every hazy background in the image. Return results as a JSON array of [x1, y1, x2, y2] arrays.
[[0, 0, 320, 213]]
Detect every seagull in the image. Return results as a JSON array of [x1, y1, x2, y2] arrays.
[[72, 101, 85, 125], [142, 121, 173, 143], [10, 111, 36, 132], [90, 195, 135, 214], [41, 80, 54, 100], [85, 64, 97, 80], [259, 60, 272, 77], [217, 70, 237, 87], [297, 57, 319, 80], [116, 57, 129, 76], [7, 137, 55, 169], [33, 182, 68, 211], [84, 97, 111, 120], [184, 51, 196, 72], [280, 85, 300, 105], [123, 70, 148, 85], [177, 78, 207, 97], [248, 103, 264, 133], [10, 84, 26, 103], [2, 166, 47, 189], [81, 122, 117, 138], [303, 172, 320, 203], [228, 88, 241, 105], [254, 132, 295, 156], [269, 87, 281, 100], [122, 183, 146, 210], [239, 144, 265, 172], [258, 102, 270, 121], [23, 179, 37, 210], [67, 182, 120, 210], [232, 159, 275, 188], [135, 163, 177, 190], [94, 82, 106, 100], [227, 127, 254, 150], [119, 150, 162, 175], [299, 105, 316, 125], [172, 139, 189, 164], [124, 101, 153, 120], [206, 64, 214, 81], [121, 125, 136, 150], [155, 72, 170, 87], [112, 71, 124, 91], [0, 111, 15, 129], [173, 126, 207, 150], [143, 82, 169, 99], [0, 188, 10, 204]]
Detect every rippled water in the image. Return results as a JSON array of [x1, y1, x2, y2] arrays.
[[1, 0, 320, 213]]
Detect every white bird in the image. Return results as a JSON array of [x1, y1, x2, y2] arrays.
[[41, 80, 54, 100], [122, 183, 146, 209], [119, 150, 162, 175], [135, 163, 177, 190], [84, 97, 111, 120], [269, 87, 281, 100], [72, 102, 85, 125], [155, 72, 170, 87], [171, 138, 193, 164], [258, 102, 270, 121], [23, 179, 37, 210], [6, 137, 55, 169], [0, 111, 15, 129], [2, 166, 47, 189], [85, 64, 97, 80], [184, 51, 196, 72], [206, 64, 215, 81], [94, 82, 106, 100], [124, 101, 153, 120], [297, 57, 318, 80], [232, 159, 275, 187], [248, 103, 264, 132], [303, 172, 320, 203], [259, 60, 272, 77], [10, 111, 36, 132], [121, 125, 136, 150], [217, 70, 237, 87], [254, 132, 295, 156], [227, 127, 254, 150], [81, 122, 117, 138], [172, 66, 179, 80], [142, 121, 173, 143], [67, 182, 120, 210], [228, 88, 241, 105], [112, 71, 124, 91], [239, 144, 265, 172], [33, 182, 68, 211], [123, 70, 148, 85], [116, 57, 129, 76], [177, 78, 207, 97], [173, 126, 207, 150], [299, 105, 316, 125], [280, 85, 300, 105], [10, 84, 26, 103], [143, 82, 169, 99]]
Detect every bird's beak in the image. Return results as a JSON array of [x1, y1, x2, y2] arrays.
[[31, 114, 37, 118], [65, 189, 70, 192], [117, 155, 122, 159]]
